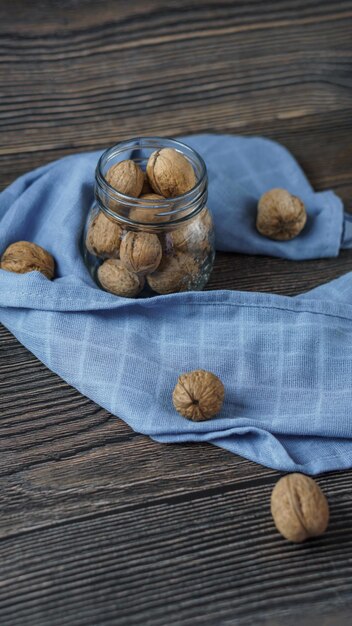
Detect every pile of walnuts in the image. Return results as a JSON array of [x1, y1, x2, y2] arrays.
[[86, 147, 212, 297]]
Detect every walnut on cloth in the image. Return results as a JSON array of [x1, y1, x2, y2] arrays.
[[172, 369, 225, 421], [1, 241, 55, 280], [256, 188, 307, 241]]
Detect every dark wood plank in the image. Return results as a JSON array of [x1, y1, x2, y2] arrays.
[[1, 1, 352, 624]]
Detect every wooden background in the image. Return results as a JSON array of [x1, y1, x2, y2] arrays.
[[1, 1, 352, 624]]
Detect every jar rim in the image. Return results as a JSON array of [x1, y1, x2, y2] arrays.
[[96, 136, 207, 206], [94, 137, 208, 228]]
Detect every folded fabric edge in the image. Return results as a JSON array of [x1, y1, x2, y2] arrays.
[[151, 430, 352, 475], [341, 212, 352, 249], [2, 270, 352, 323]]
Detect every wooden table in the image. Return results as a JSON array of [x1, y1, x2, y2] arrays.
[[1, 2, 352, 624]]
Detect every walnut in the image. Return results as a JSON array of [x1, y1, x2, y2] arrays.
[[146, 148, 196, 197], [1, 241, 55, 279], [256, 188, 307, 240], [120, 231, 162, 274], [146, 251, 199, 294], [172, 369, 225, 421], [86, 211, 123, 258], [271, 473, 329, 543], [170, 208, 213, 253], [97, 259, 144, 297], [129, 194, 170, 224], [106, 160, 144, 197]]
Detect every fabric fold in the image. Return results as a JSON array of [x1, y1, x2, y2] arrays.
[[185, 134, 346, 259]]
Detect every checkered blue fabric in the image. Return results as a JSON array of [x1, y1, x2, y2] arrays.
[[1, 134, 352, 474]]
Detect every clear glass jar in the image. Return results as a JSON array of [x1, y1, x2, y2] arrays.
[[82, 137, 215, 297]]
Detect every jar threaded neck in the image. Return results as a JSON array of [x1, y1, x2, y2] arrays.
[[95, 137, 208, 229]]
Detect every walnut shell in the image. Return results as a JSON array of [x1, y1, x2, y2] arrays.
[[170, 208, 213, 253], [129, 194, 170, 224], [86, 211, 123, 258], [256, 188, 307, 240], [146, 251, 199, 294], [1, 241, 55, 279], [106, 160, 144, 197], [97, 259, 144, 297], [271, 473, 329, 543], [146, 148, 196, 197], [120, 231, 162, 274], [173, 369, 225, 421]]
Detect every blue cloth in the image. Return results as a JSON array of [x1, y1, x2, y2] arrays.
[[1, 134, 352, 475]]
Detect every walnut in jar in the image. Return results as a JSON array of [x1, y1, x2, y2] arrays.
[[86, 211, 123, 258], [147, 251, 200, 294], [105, 160, 144, 197], [98, 259, 144, 297], [120, 231, 162, 274], [147, 148, 196, 197], [129, 194, 170, 224], [170, 208, 213, 254]]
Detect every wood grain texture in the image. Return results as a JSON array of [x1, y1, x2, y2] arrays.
[[1, 1, 352, 624]]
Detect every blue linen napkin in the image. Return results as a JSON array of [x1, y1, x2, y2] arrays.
[[1, 134, 352, 475]]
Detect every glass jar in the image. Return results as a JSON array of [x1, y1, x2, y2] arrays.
[[82, 137, 215, 297]]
